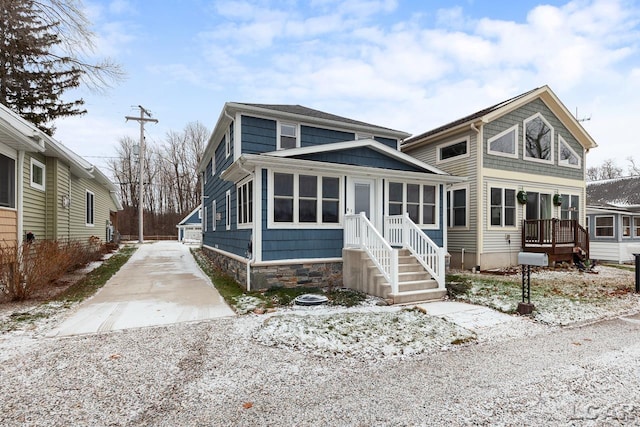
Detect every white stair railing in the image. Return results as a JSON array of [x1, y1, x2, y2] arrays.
[[384, 213, 445, 289], [345, 213, 398, 294]]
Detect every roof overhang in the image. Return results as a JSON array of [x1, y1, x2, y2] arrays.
[[221, 153, 466, 185]]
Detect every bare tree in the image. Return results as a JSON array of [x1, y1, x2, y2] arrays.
[[586, 158, 623, 181]]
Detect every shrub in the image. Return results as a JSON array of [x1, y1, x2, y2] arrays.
[[0, 237, 106, 301]]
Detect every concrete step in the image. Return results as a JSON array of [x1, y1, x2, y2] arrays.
[[388, 288, 448, 304], [378, 279, 438, 296]]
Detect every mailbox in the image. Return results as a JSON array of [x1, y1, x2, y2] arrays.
[[517, 252, 548, 267]]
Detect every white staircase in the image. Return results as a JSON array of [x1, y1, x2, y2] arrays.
[[343, 213, 447, 304]]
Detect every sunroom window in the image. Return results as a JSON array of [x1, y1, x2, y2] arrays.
[[524, 114, 553, 162], [595, 216, 614, 237], [272, 172, 340, 225], [387, 182, 437, 226]]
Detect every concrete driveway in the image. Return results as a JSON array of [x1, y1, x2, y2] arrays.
[[49, 241, 234, 336]]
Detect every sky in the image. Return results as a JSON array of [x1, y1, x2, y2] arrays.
[[53, 0, 640, 177]]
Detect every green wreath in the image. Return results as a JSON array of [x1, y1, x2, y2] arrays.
[[517, 190, 528, 204], [553, 194, 563, 206]]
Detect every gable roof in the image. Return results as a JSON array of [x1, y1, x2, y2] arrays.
[[402, 85, 598, 152], [178, 205, 202, 226], [199, 102, 411, 173], [587, 176, 640, 209]]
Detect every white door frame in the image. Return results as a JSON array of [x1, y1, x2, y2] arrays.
[[346, 177, 381, 230]]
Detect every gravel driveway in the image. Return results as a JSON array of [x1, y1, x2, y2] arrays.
[[2, 313, 640, 426]]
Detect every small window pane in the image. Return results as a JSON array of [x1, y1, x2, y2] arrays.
[[389, 182, 403, 202], [423, 186, 435, 204], [274, 173, 293, 196], [322, 201, 339, 223], [407, 184, 419, 203], [299, 199, 317, 222], [407, 204, 419, 223], [422, 205, 435, 224], [274, 199, 293, 222], [299, 175, 317, 198], [322, 177, 339, 198]]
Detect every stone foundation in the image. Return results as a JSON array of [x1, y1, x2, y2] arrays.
[[202, 247, 343, 290]]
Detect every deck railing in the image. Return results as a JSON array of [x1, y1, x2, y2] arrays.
[[522, 219, 589, 259], [385, 213, 444, 289], [345, 213, 398, 294]]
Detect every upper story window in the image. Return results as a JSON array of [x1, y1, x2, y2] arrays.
[[356, 133, 373, 140], [524, 113, 553, 163], [278, 122, 299, 150], [30, 158, 45, 191], [0, 154, 16, 208], [225, 128, 231, 158], [558, 136, 581, 168], [438, 138, 469, 163], [487, 125, 518, 158]]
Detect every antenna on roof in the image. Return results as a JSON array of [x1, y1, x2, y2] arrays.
[[575, 107, 591, 123]]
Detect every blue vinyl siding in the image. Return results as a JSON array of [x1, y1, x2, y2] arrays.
[[301, 125, 354, 147], [262, 229, 344, 260], [296, 147, 424, 172], [242, 115, 277, 154], [374, 136, 398, 149], [182, 210, 201, 225], [203, 126, 251, 258]]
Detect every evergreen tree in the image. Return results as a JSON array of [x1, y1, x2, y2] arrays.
[[0, 0, 122, 135]]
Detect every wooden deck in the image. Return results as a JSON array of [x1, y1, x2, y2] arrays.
[[522, 219, 589, 264]]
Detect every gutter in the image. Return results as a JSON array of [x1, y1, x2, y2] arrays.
[[237, 157, 256, 292]]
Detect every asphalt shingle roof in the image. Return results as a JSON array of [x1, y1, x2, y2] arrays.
[[587, 176, 640, 207]]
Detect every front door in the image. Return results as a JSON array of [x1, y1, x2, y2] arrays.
[[348, 177, 376, 225]]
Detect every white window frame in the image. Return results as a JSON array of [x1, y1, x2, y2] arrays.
[[447, 184, 469, 229], [487, 186, 518, 229], [267, 169, 343, 229], [523, 113, 554, 164], [211, 200, 216, 231], [560, 193, 580, 220], [594, 215, 614, 237], [487, 124, 518, 159], [225, 128, 231, 158], [558, 135, 581, 169], [385, 181, 439, 229], [85, 190, 95, 226], [237, 178, 253, 229], [277, 122, 300, 150], [30, 158, 45, 191], [212, 152, 216, 176], [203, 205, 207, 232], [622, 215, 631, 238], [225, 190, 231, 230], [0, 152, 16, 209], [437, 137, 470, 164]]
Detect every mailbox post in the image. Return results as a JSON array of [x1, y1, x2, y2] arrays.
[[517, 252, 548, 315]]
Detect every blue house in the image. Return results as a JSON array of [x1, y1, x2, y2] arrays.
[[198, 103, 464, 303], [177, 205, 202, 243]]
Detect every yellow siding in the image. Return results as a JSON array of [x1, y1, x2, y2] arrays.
[[22, 153, 47, 239], [0, 209, 17, 243]]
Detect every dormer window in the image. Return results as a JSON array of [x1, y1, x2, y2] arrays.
[[279, 122, 298, 150], [524, 113, 553, 163]]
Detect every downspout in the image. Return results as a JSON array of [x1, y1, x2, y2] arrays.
[[238, 158, 255, 292], [470, 122, 482, 270], [17, 150, 25, 245]]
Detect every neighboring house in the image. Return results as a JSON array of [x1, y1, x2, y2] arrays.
[[0, 103, 122, 246], [586, 176, 640, 263], [177, 205, 202, 243], [402, 86, 597, 270], [198, 103, 463, 303]]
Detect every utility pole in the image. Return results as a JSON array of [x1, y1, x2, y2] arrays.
[[125, 106, 158, 243]]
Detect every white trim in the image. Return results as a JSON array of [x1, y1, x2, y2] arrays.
[[225, 189, 231, 230], [558, 135, 581, 169], [85, 190, 95, 226], [212, 152, 216, 176], [487, 124, 518, 159], [29, 157, 45, 191], [203, 204, 208, 232], [384, 180, 440, 230], [225, 127, 231, 159], [523, 112, 554, 164], [211, 200, 216, 231], [234, 112, 242, 162], [436, 136, 470, 164], [486, 184, 518, 230], [277, 121, 300, 150], [447, 183, 469, 230], [236, 176, 253, 229], [202, 244, 250, 264], [268, 169, 344, 229], [254, 168, 263, 262], [594, 215, 615, 238]]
